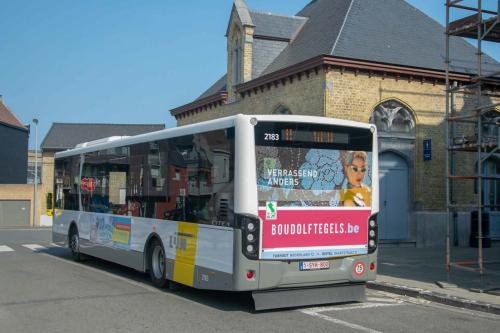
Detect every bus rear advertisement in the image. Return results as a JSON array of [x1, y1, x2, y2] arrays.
[[52, 115, 378, 310]]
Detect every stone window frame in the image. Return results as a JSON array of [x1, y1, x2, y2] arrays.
[[370, 99, 416, 138]]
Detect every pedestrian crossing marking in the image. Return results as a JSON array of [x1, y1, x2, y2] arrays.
[[0, 245, 14, 253], [22, 244, 48, 251]]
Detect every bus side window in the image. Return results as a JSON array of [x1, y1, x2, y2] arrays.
[[54, 157, 79, 211], [165, 130, 235, 226]]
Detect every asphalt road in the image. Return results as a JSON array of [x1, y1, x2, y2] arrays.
[[0, 229, 498, 333]]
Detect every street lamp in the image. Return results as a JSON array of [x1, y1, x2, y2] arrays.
[[32, 118, 39, 227]]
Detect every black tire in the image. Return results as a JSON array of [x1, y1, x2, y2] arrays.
[[149, 238, 169, 288], [69, 226, 83, 262]]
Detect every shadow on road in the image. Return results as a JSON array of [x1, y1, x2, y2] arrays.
[[40, 246, 257, 313]]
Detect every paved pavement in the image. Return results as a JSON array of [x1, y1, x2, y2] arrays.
[[0, 227, 51, 244], [372, 244, 500, 314], [0, 229, 499, 332]]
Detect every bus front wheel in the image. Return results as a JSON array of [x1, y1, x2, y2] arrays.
[[149, 239, 169, 288]]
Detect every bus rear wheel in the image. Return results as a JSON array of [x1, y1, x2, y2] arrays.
[[149, 239, 169, 288]]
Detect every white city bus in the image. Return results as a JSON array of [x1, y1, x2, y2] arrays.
[[52, 114, 378, 310]]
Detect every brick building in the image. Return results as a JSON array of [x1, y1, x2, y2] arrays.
[[170, 0, 500, 246], [0, 96, 33, 227], [0, 96, 29, 184]]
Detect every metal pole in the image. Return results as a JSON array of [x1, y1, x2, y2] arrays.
[[477, 0, 484, 275], [32, 118, 39, 227], [445, 0, 452, 272]]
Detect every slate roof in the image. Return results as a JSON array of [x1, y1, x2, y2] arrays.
[[196, 10, 306, 100], [252, 38, 289, 78], [264, 0, 499, 75], [188, 0, 500, 112], [196, 74, 227, 100], [249, 11, 307, 78], [234, 0, 254, 27], [249, 11, 306, 40], [41, 123, 165, 151], [0, 98, 28, 131]]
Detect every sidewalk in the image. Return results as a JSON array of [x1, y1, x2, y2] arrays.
[[368, 244, 500, 315], [0, 227, 52, 244]]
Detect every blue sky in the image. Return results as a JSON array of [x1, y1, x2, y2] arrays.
[[1, 0, 499, 149]]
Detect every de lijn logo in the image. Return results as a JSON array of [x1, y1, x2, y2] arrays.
[[266, 201, 277, 220]]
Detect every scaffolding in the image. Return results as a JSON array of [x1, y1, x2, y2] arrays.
[[445, 1, 500, 275]]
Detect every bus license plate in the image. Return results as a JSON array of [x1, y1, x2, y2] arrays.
[[299, 261, 330, 271]]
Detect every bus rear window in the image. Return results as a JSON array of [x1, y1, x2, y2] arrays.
[[255, 122, 373, 208]]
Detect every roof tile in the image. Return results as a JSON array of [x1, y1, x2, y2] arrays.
[[0, 99, 27, 131]]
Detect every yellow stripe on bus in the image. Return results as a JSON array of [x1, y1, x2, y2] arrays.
[[173, 222, 198, 287]]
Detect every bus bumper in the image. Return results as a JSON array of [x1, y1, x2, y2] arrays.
[[252, 282, 365, 311]]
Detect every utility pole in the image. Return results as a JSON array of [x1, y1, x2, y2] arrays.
[[32, 118, 39, 227]]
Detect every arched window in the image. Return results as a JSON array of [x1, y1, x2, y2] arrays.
[[232, 43, 240, 84], [370, 100, 415, 136], [273, 105, 292, 115], [231, 28, 241, 85]]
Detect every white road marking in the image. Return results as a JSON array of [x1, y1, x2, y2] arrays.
[[0, 245, 14, 253], [50, 243, 62, 247], [304, 301, 403, 314], [22, 244, 47, 251], [366, 296, 401, 303], [381, 262, 397, 266], [299, 295, 404, 332], [300, 309, 383, 333], [373, 290, 500, 320]]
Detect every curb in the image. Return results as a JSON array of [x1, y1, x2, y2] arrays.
[[367, 281, 500, 315]]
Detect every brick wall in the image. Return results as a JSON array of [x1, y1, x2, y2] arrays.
[[40, 151, 55, 214], [176, 66, 491, 212], [177, 70, 326, 126]]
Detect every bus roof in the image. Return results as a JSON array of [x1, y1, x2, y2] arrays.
[[55, 114, 374, 159]]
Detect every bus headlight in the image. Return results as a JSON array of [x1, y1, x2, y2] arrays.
[[237, 214, 260, 260], [368, 214, 378, 254]]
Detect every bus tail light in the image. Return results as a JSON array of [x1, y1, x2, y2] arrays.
[[237, 214, 260, 260], [368, 214, 378, 254]]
